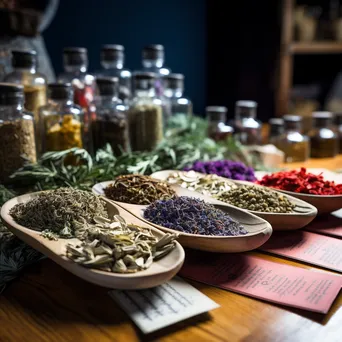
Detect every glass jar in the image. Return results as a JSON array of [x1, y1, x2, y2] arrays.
[[335, 112, 342, 153], [0, 83, 36, 183], [309, 111, 338, 158], [234, 100, 262, 145], [39, 83, 86, 154], [4, 49, 47, 128], [206, 106, 234, 141], [128, 72, 163, 151], [268, 118, 284, 144], [141, 44, 171, 97], [275, 115, 310, 163], [92, 77, 130, 155], [57, 47, 95, 124], [97, 45, 132, 105], [164, 73, 192, 116]]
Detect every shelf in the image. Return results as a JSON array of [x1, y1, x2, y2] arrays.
[[290, 42, 342, 54]]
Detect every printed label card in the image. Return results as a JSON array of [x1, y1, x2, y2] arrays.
[[260, 231, 342, 273], [305, 213, 342, 238], [179, 251, 342, 314], [109, 277, 219, 334]]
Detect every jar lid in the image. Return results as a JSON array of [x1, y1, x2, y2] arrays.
[[96, 76, 119, 96], [206, 106, 227, 113], [269, 118, 284, 125], [312, 111, 333, 119], [143, 44, 164, 60], [133, 71, 157, 80], [63, 47, 88, 66], [235, 100, 258, 108], [283, 114, 302, 122], [48, 83, 73, 100], [0, 82, 24, 104], [101, 45, 124, 62], [164, 73, 184, 89], [11, 49, 37, 68]]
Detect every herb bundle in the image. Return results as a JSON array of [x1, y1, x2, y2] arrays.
[[144, 196, 248, 236], [104, 174, 176, 205]]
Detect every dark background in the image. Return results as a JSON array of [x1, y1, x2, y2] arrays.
[[43, 0, 342, 121]]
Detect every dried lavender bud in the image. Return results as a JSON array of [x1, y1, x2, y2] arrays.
[[104, 174, 177, 205], [10, 188, 108, 237], [184, 160, 256, 181], [216, 185, 295, 213], [144, 196, 247, 236]]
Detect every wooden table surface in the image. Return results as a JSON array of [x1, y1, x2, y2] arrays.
[[1, 158, 342, 342]]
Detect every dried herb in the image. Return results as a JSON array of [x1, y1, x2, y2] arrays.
[[10, 188, 108, 238], [144, 196, 247, 236], [0, 119, 37, 183], [104, 174, 177, 205], [65, 215, 178, 273], [166, 170, 237, 196], [128, 104, 163, 151], [184, 160, 256, 181], [257, 168, 342, 195], [216, 185, 295, 213]]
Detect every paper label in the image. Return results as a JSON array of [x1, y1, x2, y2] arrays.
[[305, 213, 342, 238], [109, 277, 219, 334], [261, 231, 342, 273], [179, 252, 342, 314]]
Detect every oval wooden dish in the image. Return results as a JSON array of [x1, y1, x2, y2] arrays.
[[150, 170, 318, 230], [255, 171, 342, 215], [0, 192, 185, 290], [92, 180, 273, 253]]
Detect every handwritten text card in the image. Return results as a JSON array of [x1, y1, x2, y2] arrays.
[[179, 252, 342, 314], [260, 231, 342, 273], [109, 277, 219, 334]]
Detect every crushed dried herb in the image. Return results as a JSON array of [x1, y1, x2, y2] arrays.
[[65, 215, 178, 273], [216, 185, 295, 213], [104, 174, 177, 205], [143, 196, 247, 236], [257, 168, 342, 195], [10, 188, 108, 238], [166, 170, 237, 196]]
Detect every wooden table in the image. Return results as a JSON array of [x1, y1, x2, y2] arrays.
[[1, 159, 342, 342]]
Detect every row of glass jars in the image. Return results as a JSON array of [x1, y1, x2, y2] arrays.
[[268, 112, 342, 162], [206, 101, 262, 145]]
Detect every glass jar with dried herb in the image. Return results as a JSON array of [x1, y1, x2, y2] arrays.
[[92, 77, 130, 155], [0, 83, 37, 183], [309, 111, 338, 158], [268, 117, 284, 145], [275, 115, 310, 163], [163, 73, 193, 116], [128, 72, 164, 151], [206, 106, 234, 141], [4, 50, 47, 153], [233, 100, 262, 145], [39, 83, 85, 153]]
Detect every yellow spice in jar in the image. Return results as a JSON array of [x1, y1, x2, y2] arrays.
[[46, 114, 83, 151]]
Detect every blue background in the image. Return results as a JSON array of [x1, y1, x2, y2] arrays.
[[44, 0, 207, 114]]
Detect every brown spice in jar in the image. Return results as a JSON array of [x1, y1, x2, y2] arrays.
[[0, 119, 37, 183]]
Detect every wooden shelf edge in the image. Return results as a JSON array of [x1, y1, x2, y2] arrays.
[[290, 42, 342, 54]]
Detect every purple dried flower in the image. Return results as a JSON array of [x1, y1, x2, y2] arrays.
[[183, 160, 256, 181], [143, 196, 247, 236]]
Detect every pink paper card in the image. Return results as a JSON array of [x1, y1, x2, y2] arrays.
[[260, 231, 342, 273], [305, 214, 342, 238], [179, 251, 342, 314]]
